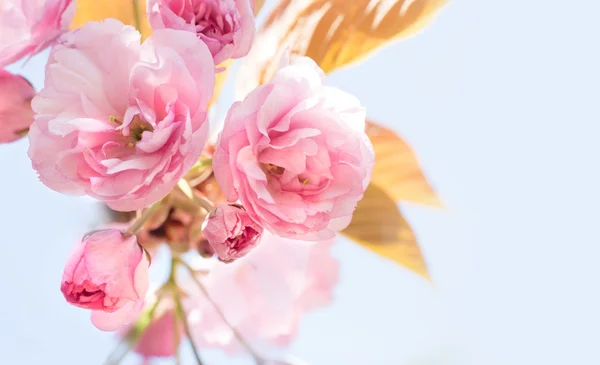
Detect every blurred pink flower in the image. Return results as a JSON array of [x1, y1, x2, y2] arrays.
[[203, 204, 263, 262], [263, 359, 309, 365], [148, 0, 255, 65], [0, 0, 75, 66], [60, 229, 149, 331], [134, 307, 182, 358], [0, 69, 35, 143], [28, 19, 215, 211], [213, 54, 374, 240], [117, 295, 185, 360], [186, 231, 338, 353]]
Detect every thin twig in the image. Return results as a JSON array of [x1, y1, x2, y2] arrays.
[[174, 306, 182, 365], [175, 294, 205, 364], [103, 341, 129, 365], [179, 259, 264, 364], [169, 257, 204, 365]]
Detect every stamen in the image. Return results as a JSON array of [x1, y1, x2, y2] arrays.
[[109, 115, 122, 125], [264, 163, 285, 175], [126, 116, 154, 147]]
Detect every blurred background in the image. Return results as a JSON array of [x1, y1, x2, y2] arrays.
[[1, 0, 600, 364]]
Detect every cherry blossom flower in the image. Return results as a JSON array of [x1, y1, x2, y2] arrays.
[[214, 54, 374, 240], [61, 229, 149, 331], [28, 19, 215, 211]]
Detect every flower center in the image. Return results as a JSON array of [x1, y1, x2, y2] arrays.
[[263, 163, 285, 175], [194, 3, 235, 37], [126, 116, 154, 147], [62, 280, 108, 310], [228, 227, 259, 248], [110, 115, 154, 147]]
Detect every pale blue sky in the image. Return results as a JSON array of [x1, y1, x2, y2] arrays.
[[1, 0, 600, 364]]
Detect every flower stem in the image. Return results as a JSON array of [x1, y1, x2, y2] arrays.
[[167, 256, 205, 364], [176, 178, 214, 212], [178, 259, 264, 364], [187, 158, 213, 176], [193, 194, 214, 213], [174, 292, 205, 364], [104, 340, 130, 365], [127, 201, 161, 234], [184, 158, 213, 186], [174, 305, 182, 365]]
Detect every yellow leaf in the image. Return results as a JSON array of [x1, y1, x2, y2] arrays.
[[209, 59, 234, 108], [367, 120, 441, 207], [70, 0, 152, 39], [343, 184, 429, 279], [254, 0, 266, 16], [237, 0, 447, 96]]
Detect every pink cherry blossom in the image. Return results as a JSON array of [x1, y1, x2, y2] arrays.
[[213, 54, 375, 240], [148, 0, 255, 65], [202, 204, 263, 262], [60, 229, 150, 331], [28, 19, 215, 211], [0, 0, 75, 67], [186, 231, 338, 353], [0, 69, 35, 143]]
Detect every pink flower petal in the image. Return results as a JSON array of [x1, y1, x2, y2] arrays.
[[91, 299, 144, 331], [0, 0, 75, 67]]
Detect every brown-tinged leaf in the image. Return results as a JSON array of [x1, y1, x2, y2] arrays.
[[237, 0, 447, 96], [343, 184, 429, 279], [367, 120, 441, 207], [70, 0, 152, 39]]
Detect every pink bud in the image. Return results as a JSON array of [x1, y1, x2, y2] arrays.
[[61, 229, 149, 331], [148, 0, 255, 65], [0, 70, 35, 143], [202, 204, 263, 262]]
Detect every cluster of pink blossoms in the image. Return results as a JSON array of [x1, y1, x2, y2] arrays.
[[1, 0, 374, 361], [122, 232, 337, 360]]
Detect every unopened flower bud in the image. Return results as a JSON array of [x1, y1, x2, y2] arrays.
[[0, 70, 35, 143], [60, 229, 149, 331], [202, 204, 263, 262]]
